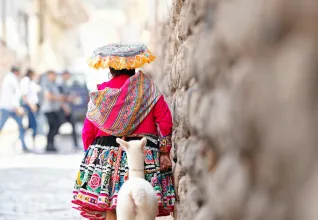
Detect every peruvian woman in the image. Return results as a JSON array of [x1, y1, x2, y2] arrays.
[[72, 44, 175, 220]]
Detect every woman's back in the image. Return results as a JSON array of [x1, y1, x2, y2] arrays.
[[83, 73, 172, 152], [97, 74, 158, 136]]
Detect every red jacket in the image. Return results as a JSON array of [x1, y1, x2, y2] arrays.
[[82, 74, 172, 152]]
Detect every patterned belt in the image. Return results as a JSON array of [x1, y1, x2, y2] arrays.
[[119, 134, 159, 145], [111, 134, 158, 194]]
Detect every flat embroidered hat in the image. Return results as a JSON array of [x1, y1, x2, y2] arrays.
[[87, 43, 156, 70]]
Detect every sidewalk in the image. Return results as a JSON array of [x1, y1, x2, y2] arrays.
[[0, 128, 84, 220]]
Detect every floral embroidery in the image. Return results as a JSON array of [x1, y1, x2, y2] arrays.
[[161, 177, 168, 190], [73, 137, 175, 219], [90, 148, 99, 164], [107, 150, 117, 164], [101, 173, 107, 185], [76, 171, 82, 186], [151, 173, 159, 186], [88, 173, 102, 190], [159, 135, 172, 153], [85, 156, 90, 164], [87, 43, 156, 70], [145, 149, 154, 164], [99, 150, 107, 165]]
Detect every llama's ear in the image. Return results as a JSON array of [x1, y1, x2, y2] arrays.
[[116, 138, 128, 150], [140, 137, 147, 150]]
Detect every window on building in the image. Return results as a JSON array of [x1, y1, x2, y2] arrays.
[[18, 11, 29, 49], [1, 0, 7, 45], [37, 0, 44, 44]]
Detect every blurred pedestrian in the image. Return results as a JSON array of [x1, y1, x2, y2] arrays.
[[0, 66, 30, 152], [20, 69, 40, 147], [58, 70, 79, 149], [37, 72, 49, 135], [41, 70, 63, 152]]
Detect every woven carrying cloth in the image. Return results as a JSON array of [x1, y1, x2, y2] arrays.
[[86, 71, 161, 136], [87, 43, 156, 70]]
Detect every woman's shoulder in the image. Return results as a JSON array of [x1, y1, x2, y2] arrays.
[[97, 81, 109, 90], [97, 75, 129, 90]]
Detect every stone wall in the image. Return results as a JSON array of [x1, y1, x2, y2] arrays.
[[153, 0, 318, 219]]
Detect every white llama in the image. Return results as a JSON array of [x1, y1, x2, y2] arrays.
[[116, 137, 158, 220]]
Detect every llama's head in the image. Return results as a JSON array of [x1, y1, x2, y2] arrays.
[[116, 137, 147, 171]]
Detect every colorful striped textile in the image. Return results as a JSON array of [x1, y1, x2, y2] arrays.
[[86, 71, 161, 136]]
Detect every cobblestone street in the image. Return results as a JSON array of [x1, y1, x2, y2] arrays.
[[0, 121, 172, 220], [0, 122, 84, 220]]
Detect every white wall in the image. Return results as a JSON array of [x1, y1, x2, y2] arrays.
[[2, 0, 34, 59], [72, 7, 126, 90]]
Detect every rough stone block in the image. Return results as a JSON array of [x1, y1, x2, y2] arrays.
[[154, 0, 318, 220]]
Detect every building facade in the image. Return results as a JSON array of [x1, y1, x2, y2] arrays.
[[0, 0, 88, 76]]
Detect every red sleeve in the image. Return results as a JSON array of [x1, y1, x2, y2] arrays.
[[82, 117, 97, 151], [82, 83, 104, 151], [153, 96, 173, 153]]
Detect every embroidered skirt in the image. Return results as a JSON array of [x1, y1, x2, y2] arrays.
[[72, 136, 175, 219]]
